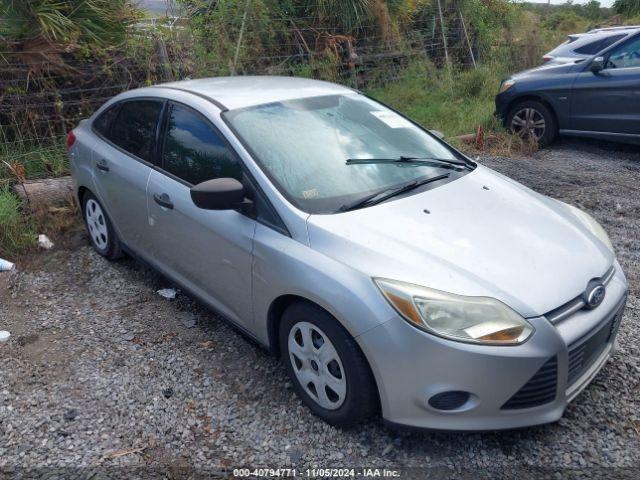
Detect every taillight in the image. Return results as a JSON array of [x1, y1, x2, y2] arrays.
[[66, 130, 76, 151], [542, 55, 553, 63]]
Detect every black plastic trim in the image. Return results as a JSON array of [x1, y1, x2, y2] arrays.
[[501, 356, 558, 410]]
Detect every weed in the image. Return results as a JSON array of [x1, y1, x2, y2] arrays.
[[0, 187, 35, 258]]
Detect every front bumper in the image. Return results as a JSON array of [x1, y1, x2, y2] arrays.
[[495, 89, 518, 123], [357, 264, 628, 431]]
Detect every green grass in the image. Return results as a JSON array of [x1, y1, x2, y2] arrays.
[[368, 61, 508, 139], [0, 186, 35, 258], [0, 140, 68, 185]]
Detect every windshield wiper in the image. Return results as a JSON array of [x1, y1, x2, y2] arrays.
[[346, 156, 469, 170], [337, 173, 450, 213]]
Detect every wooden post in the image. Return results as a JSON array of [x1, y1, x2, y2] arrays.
[[459, 9, 477, 68], [12, 176, 74, 206], [436, 0, 450, 68], [232, 0, 251, 75], [157, 35, 173, 81]]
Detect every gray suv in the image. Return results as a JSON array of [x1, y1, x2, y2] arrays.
[[496, 28, 640, 145]]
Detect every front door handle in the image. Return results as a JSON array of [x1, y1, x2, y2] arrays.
[[153, 193, 174, 210], [95, 159, 109, 172]]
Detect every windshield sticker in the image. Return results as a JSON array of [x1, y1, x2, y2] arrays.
[[371, 110, 414, 129], [302, 188, 319, 199]]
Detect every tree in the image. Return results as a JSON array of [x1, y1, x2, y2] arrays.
[[584, 0, 601, 20], [0, 0, 139, 46], [614, 0, 640, 16]]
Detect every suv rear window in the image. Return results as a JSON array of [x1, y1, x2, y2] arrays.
[[108, 100, 164, 162], [574, 34, 625, 54]]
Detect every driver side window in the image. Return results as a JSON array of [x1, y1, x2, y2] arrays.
[[606, 36, 640, 69], [161, 103, 242, 185]]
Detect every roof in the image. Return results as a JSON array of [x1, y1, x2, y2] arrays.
[[154, 76, 355, 110]]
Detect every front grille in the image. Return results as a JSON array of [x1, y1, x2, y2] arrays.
[[567, 300, 626, 386], [501, 356, 557, 410], [545, 266, 616, 324]]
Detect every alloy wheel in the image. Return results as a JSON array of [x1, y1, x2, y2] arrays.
[[510, 107, 546, 141], [288, 321, 347, 410], [85, 199, 109, 250]]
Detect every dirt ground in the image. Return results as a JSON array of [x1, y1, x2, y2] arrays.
[[0, 138, 639, 477]]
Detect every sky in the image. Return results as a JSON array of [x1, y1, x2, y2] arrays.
[[519, 0, 615, 6]]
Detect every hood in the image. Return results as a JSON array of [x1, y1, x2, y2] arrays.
[[511, 61, 578, 80], [306, 166, 613, 318], [544, 56, 587, 66]]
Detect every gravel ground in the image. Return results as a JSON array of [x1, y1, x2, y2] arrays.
[[1, 138, 639, 477]]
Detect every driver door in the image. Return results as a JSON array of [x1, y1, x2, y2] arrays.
[[146, 101, 256, 328], [570, 34, 640, 135]]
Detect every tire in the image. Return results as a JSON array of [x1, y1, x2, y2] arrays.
[[506, 100, 558, 146], [279, 302, 378, 427], [81, 191, 123, 260]]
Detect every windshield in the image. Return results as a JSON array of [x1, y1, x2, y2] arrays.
[[224, 94, 471, 213]]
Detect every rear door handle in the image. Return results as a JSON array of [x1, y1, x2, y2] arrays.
[[95, 159, 109, 172], [153, 193, 174, 210]]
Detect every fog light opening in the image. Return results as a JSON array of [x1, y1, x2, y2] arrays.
[[428, 391, 471, 411]]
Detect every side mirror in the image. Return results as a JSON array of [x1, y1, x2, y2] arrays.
[[191, 178, 247, 210], [590, 56, 605, 73], [430, 129, 445, 140]]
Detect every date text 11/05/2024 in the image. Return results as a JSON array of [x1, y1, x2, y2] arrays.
[[232, 468, 401, 478]]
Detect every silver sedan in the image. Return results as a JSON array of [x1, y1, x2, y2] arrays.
[[68, 76, 628, 430]]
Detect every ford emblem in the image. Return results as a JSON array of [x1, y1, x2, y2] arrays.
[[585, 284, 606, 309]]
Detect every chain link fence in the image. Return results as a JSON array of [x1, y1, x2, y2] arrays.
[[0, 1, 506, 185]]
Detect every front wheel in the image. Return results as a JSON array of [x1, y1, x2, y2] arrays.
[[279, 302, 378, 427], [506, 100, 558, 146]]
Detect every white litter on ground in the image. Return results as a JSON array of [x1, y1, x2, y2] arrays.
[[0, 331, 10, 343], [38, 234, 54, 250], [0, 258, 15, 272], [157, 288, 178, 300]]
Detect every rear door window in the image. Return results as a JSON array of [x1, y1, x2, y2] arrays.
[[161, 103, 242, 185], [108, 100, 164, 162]]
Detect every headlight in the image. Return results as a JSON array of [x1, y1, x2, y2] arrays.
[[499, 79, 515, 93], [564, 203, 614, 252], [374, 279, 533, 345]]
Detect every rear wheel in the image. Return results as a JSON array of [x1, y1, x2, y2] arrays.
[[279, 302, 378, 427], [82, 192, 122, 260], [507, 100, 558, 146]]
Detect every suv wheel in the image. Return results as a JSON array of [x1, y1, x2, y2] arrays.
[[279, 302, 378, 427], [82, 192, 123, 260], [507, 100, 558, 146]]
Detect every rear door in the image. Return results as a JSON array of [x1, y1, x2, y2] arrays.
[[570, 35, 640, 134], [91, 99, 164, 251], [146, 101, 256, 328]]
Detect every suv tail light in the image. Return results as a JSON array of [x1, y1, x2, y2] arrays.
[[66, 130, 76, 151], [542, 55, 553, 63]]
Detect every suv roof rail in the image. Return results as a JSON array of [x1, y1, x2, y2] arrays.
[[587, 25, 640, 33]]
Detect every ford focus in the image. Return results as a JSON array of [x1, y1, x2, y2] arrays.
[[68, 76, 628, 430]]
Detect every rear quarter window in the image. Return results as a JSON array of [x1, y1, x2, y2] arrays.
[[93, 104, 118, 137]]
